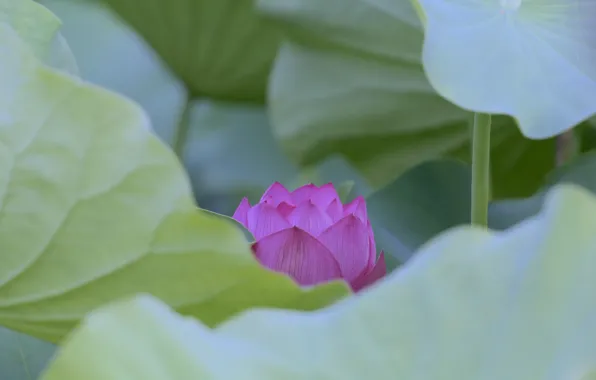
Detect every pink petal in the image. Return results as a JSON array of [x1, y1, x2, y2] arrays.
[[350, 252, 386, 292], [317, 215, 370, 282], [232, 197, 251, 227], [287, 201, 333, 237], [260, 182, 293, 207], [290, 184, 318, 205], [310, 183, 340, 210], [277, 202, 295, 219], [343, 196, 368, 224], [247, 203, 291, 240], [252, 227, 342, 286], [325, 199, 343, 222]]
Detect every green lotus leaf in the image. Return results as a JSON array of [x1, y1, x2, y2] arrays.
[[184, 101, 298, 200], [43, 184, 596, 380], [257, 0, 557, 198], [0, 326, 56, 380], [100, 0, 280, 102], [403, 0, 596, 138], [1, 0, 78, 75], [0, 20, 348, 343], [41, 0, 184, 144], [1, 0, 60, 57]]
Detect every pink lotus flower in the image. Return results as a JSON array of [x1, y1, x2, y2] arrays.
[[233, 182, 386, 292]]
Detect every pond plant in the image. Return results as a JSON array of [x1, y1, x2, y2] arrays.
[[1, 0, 596, 378]]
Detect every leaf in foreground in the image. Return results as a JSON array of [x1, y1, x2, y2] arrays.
[[0, 0, 78, 75], [0, 21, 348, 343], [43, 184, 596, 380]]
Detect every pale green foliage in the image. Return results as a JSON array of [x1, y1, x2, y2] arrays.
[[43, 184, 596, 380], [402, 0, 596, 138], [0, 20, 347, 344], [0, 0, 60, 58], [0, 0, 77, 75]]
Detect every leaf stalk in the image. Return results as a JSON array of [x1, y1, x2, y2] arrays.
[[471, 113, 491, 226], [173, 96, 193, 160]]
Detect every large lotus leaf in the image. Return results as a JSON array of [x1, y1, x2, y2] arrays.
[[1, 0, 78, 75], [396, 0, 596, 138], [0, 327, 56, 380], [0, 22, 348, 343], [40, 0, 184, 144], [100, 0, 279, 102], [367, 154, 596, 261], [258, 0, 556, 198], [1, 0, 61, 58], [43, 184, 596, 380]]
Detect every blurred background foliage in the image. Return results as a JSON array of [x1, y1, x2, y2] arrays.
[[33, 0, 596, 266], [32, 0, 596, 261]]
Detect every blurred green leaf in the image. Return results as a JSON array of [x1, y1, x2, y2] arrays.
[[40, 0, 184, 144], [491, 152, 596, 228], [0, 24, 348, 343], [182, 100, 298, 215], [2, 0, 60, 56], [0, 327, 56, 380], [405, 0, 596, 138], [101, 0, 280, 102], [44, 32, 78, 75], [366, 159, 470, 261], [336, 181, 354, 203], [258, 0, 556, 198], [184, 101, 298, 198], [183, 100, 375, 215], [44, 185, 596, 379], [368, 153, 596, 260], [40, 2, 369, 215], [1, 0, 78, 75]]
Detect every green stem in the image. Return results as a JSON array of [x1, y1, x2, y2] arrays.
[[471, 113, 492, 227], [173, 97, 193, 160]]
